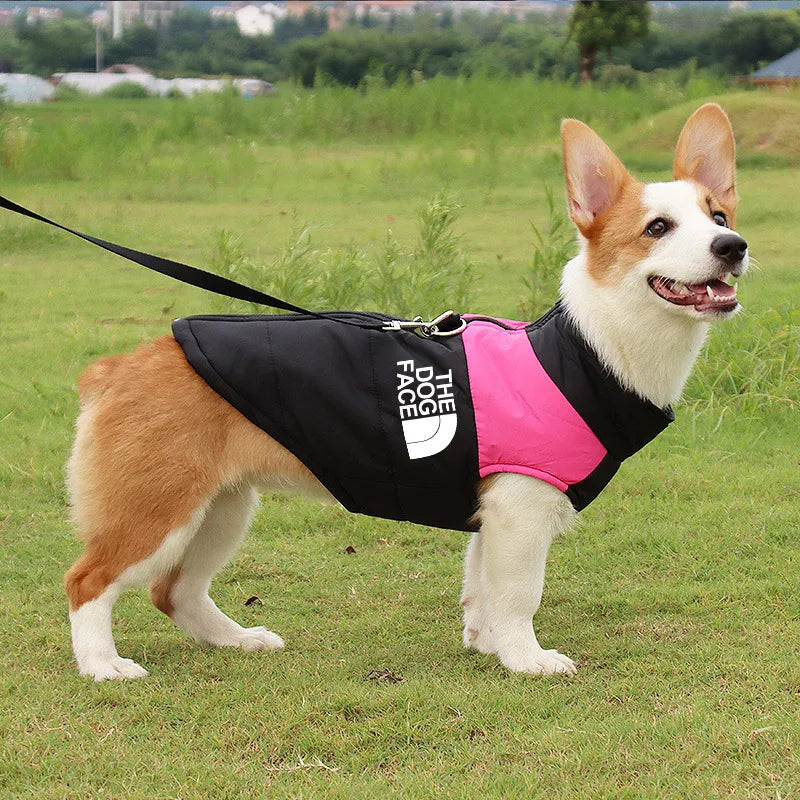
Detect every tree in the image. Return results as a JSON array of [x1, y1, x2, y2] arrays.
[[711, 10, 800, 73], [0, 27, 26, 72], [16, 18, 96, 74], [566, 0, 650, 83], [104, 22, 159, 66], [274, 9, 328, 45]]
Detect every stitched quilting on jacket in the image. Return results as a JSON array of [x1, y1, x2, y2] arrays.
[[172, 304, 673, 532]]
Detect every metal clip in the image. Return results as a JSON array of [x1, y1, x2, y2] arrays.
[[381, 315, 425, 333], [382, 310, 466, 338]]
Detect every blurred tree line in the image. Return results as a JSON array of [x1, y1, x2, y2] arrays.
[[0, 3, 797, 86]]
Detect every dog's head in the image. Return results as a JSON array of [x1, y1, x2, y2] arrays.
[[561, 104, 748, 320]]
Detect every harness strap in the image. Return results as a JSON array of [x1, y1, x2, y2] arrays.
[[0, 193, 383, 329]]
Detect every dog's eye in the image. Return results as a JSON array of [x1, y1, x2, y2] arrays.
[[712, 211, 729, 227], [645, 218, 671, 237]]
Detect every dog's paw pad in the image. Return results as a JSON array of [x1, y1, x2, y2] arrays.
[[238, 626, 285, 652], [80, 656, 149, 682]]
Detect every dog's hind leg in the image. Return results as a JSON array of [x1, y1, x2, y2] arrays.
[[65, 503, 209, 682], [475, 473, 578, 676], [150, 484, 284, 653]]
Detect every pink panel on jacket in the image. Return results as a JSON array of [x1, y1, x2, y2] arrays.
[[461, 319, 607, 490]]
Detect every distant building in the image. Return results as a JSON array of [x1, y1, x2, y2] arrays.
[[287, 1, 314, 17], [0, 73, 55, 103], [351, 1, 419, 20], [490, 1, 563, 17], [235, 3, 287, 36], [210, 6, 236, 22], [328, 1, 347, 31], [90, 8, 110, 28], [26, 6, 63, 23], [751, 47, 800, 85], [111, 1, 183, 40], [140, 1, 182, 27], [51, 71, 275, 99]]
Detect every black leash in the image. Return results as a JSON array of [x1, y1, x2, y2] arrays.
[[0, 193, 384, 328], [0, 193, 466, 337]]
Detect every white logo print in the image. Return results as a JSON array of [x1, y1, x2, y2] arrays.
[[396, 360, 457, 459]]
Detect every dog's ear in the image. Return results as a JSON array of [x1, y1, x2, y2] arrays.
[[561, 119, 631, 237], [674, 103, 737, 212]]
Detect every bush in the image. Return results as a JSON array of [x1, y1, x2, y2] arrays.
[[208, 192, 476, 319], [102, 82, 151, 99], [598, 63, 642, 88], [52, 83, 84, 101]]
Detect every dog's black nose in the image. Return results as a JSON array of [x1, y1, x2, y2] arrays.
[[710, 233, 747, 265]]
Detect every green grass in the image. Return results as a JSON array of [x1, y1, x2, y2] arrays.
[[1, 86, 799, 799]]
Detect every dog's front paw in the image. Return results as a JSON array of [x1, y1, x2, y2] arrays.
[[235, 626, 285, 652], [79, 655, 149, 682], [498, 645, 577, 676]]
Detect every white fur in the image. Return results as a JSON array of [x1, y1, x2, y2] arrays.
[[639, 182, 747, 288], [167, 486, 284, 651], [462, 475, 577, 674], [70, 587, 149, 682]]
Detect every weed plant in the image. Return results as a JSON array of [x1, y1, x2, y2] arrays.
[[518, 186, 576, 320], [209, 192, 476, 319]]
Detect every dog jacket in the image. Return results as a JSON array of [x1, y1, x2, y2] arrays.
[[172, 304, 673, 532]]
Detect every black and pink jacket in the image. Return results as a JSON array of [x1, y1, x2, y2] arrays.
[[172, 304, 673, 532]]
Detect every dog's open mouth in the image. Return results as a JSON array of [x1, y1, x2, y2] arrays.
[[648, 275, 738, 313]]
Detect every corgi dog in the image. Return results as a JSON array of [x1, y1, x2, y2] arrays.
[[65, 103, 747, 681]]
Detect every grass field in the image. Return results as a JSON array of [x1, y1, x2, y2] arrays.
[[1, 82, 799, 798]]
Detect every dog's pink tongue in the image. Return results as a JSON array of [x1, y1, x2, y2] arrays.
[[687, 279, 736, 297]]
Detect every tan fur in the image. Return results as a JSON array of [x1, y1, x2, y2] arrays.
[[77, 354, 125, 401], [584, 180, 652, 286], [561, 118, 632, 238], [674, 105, 738, 229], [561, 119, 659, 286], [65, 336, 315, 611], [150, 568, 180, 617], [690, 183, 738, 230], [673, 103, 737, 211]]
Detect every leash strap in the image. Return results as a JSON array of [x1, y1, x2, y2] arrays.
[[0, 193, 375, 326], [0, 193, 466, 336]]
